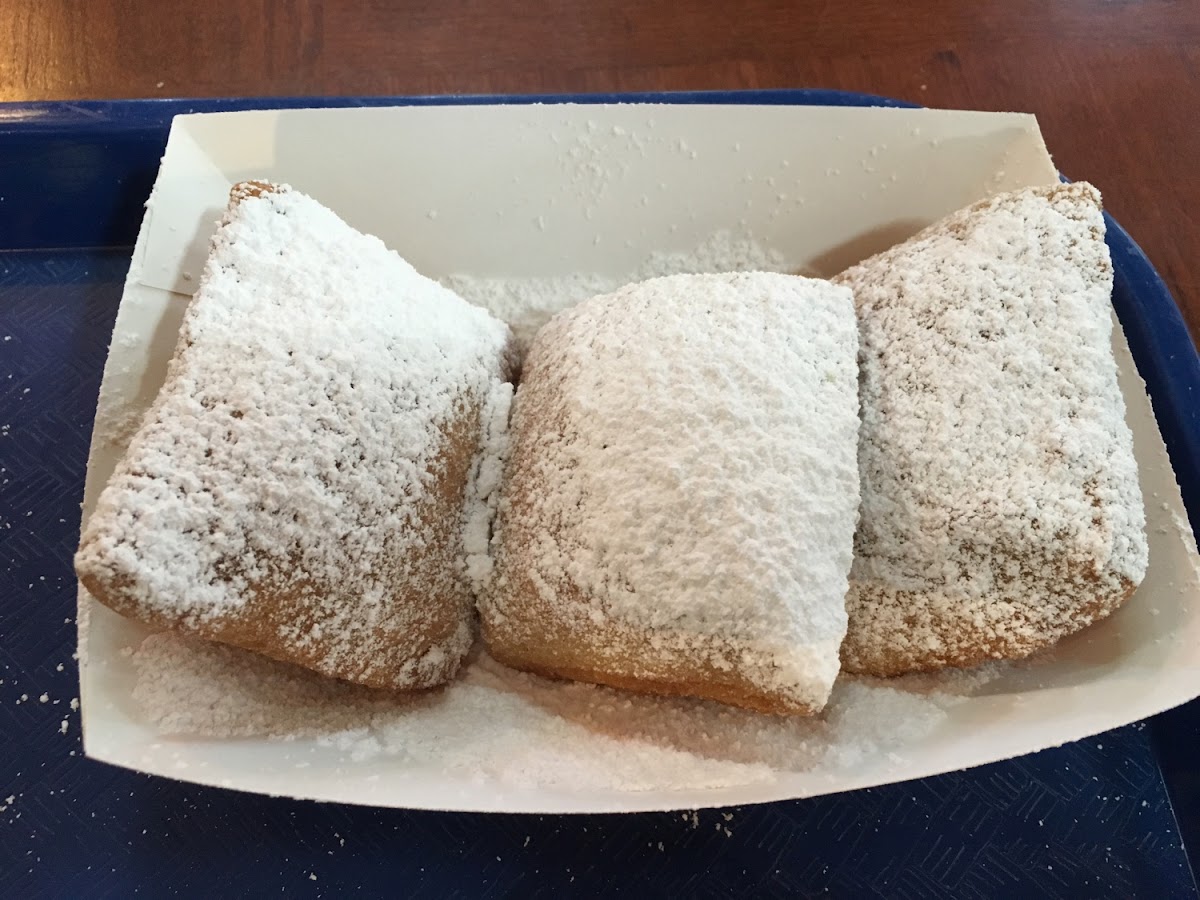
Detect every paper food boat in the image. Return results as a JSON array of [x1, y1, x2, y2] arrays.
[[77, 103, 1200, 813]]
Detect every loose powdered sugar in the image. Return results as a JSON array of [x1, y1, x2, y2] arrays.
[[444, 231, 792, 350], [132, 630, 975, 790]]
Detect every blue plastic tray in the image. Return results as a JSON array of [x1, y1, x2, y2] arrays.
[[1, 91, 1197, 898]]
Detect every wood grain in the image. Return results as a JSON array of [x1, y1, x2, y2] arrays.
[[0, 0, 1196, 339]]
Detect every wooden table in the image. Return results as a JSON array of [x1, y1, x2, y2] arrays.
[[3, 0, 1197, 341]]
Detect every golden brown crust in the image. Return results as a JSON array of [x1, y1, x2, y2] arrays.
[[78, 399, 482, 690], [841, 576, 1138, 678], [483, 569, 819, 717], [488, 646, 817, 717], [229, 180, 278, 204], [838, 524, 1142, 678]]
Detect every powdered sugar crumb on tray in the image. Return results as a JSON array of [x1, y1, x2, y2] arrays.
[[131, 631, 990, 791], [835, 183, 1147, 676], [443, 231, 793, 350]]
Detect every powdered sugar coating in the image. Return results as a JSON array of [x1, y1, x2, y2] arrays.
[[76, 185, 513, 689], [835, 182, 1148, 674], [485, 272, 861, 712], [463, 380, 513, 591]]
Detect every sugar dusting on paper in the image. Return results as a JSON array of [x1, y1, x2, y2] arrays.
[[113, 231, 1009, 793], [443, 231, 795, 349], [132, 631, 990, 791]]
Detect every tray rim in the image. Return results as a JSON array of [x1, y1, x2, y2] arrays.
[[0, 88, 1196, 899]]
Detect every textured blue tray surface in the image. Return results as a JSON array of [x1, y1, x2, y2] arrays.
[[1, 92, 1198, 898]]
